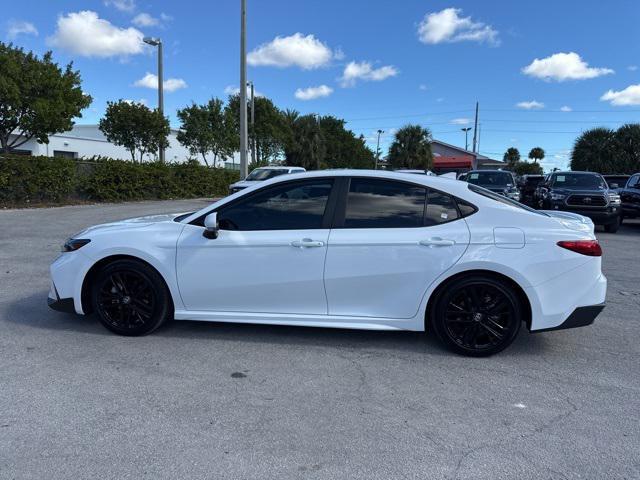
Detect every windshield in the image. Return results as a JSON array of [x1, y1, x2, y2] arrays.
[[467, 171, 513, 187], [552, 174, 605, 190], [468, 184, 547, 216], [246, 169, 289, 181]]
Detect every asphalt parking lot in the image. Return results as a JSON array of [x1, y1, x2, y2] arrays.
[[1, 199, 639, 480]]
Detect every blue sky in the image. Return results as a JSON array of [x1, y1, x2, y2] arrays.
[[4, 0, 640, 170]]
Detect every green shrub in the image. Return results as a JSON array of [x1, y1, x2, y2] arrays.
[[0, 155, 77, 204], [0, 155, 239, 206]]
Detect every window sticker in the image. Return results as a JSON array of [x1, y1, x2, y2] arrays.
[[469, 173, 479, 179], [557, 175, 565, 182], [441, 213, 449, 219]]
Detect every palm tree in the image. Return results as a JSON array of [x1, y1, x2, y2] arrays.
[[503, 147, 520, 167], [387, 125, 433, 170], [528, 147, 545, 164], [571, 128, 616, 172]]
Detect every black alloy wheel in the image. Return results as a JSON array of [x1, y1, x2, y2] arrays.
[[92, 259, 171, 336], [431, 276, 522, 356]]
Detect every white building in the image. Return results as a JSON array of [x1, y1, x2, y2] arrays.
[[8, 124, 239, 167]]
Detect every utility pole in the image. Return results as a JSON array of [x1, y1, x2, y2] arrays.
[[472, 101, 479, 153], [375, 129, 384, 169], [239, 0, 248, 179], [477, 123, 482, 153], [461, 127, 472, 150], [143, 36, 164, 162], [249, 81, 256, 166]]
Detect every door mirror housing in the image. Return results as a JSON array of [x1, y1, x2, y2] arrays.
[[203, 212, 219, 239]]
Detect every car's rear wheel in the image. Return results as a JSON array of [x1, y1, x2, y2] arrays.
[[92, 259, 171, 336], [431, 275, 522, 356]]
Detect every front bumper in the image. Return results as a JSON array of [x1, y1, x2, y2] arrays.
[[532, 303, 605, 333], [47, 282, 76, 313], [548, 203, 620, 225]]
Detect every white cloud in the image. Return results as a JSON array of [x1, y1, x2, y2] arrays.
[[560, 105, 572, 112], [6, 20, 38, 40], [450, 118, 471, 125], [600, 84, 640, 106], [516, 100, 544, 109], [247, 33, 335, 69], [294, 85, 333, 100], [104, 0, 136, 12], [419, 84, 428, 91], [123, 98, 148, 105], [47, 11, 145, 58], [134, 72, 187, 92], [340, 61, 398, 87], [417, 8, 499, 45], [522, 52, 613, 81], [628, 65, 638, 72], [132, 13, 160, 27], [224, 85, 264, 98]]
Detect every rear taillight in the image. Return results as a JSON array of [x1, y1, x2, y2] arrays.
[[557, 240, 602, 257]]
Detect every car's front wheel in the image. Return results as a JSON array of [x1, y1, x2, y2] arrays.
[[92, 259, 171, 336], [431, 275, 522, 356]]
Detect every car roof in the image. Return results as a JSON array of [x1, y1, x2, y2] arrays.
[[552, 171, 603, 175], [255, 166, 303, 170]]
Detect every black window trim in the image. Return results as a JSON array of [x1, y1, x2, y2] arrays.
[[331, 176, 476, 229], [190, 177, 339, 230]]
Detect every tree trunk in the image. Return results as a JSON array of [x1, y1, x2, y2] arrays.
[[201, 151, 210, 167], [130, 149, 137, 162], [0, 135, 8, 154]]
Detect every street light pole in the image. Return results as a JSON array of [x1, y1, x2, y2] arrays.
[[249, 81, 256, 166], [375, 129, 384, 169], [143, 36, 164, 162], [239, 0, 248, 179], [461, 127, 472, 150]]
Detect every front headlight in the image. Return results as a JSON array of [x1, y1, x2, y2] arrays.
[[550, 193, 566, 201], [608, 194, 621, 205], [62, 238, 91, 252], [507, 190, 521, 200]]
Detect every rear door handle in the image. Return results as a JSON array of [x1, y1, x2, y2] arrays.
[[291, 238, 325, 248], [419, 238, 455, 247]]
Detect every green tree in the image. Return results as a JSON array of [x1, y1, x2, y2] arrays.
[[226, 94, 287, 164], [387, 125, 433, 170], [0, 42, 92, 153], [99, 100, 169, 162], [503, 147, 521, 167], [528, 147, 545, 163], [570, 127, 616, 173], [513, 161, 543, 175], [176, 98, 234, 167], [284, 114, 326, 170], [614, 124, 640, 173], [317, 116, 374, 169]]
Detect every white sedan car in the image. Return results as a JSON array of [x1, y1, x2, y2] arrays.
[[49, 170, 606, 356]]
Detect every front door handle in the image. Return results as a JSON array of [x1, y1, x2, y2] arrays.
[[291, 238, 325, 248], [419, 238, 455, 247]]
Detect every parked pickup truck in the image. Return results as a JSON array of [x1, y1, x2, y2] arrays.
[[618, 173, 640, 221], [535, 171, 622, 232]]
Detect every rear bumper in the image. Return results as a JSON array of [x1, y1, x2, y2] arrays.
[[531, 303, 605, 333]]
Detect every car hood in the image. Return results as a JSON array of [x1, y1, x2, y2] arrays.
[[230, 180, 259, 188], [75, 213, 184, 237], [541, 210, 595, 234]]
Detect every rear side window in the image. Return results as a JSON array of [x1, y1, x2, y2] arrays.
[[344, 178, 426, 228], [425, 190, 459, 225]]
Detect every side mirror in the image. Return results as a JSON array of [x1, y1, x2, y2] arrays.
[[203, 212, 219, 239]]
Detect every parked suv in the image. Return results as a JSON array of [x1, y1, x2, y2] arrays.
[[229, 166, 306, 194], [536, 171, 622, 232], [603, 174, 630, 193], [517, 174, 545, 207], [465, 170, 520, 201], [619, 173, 640, 220]]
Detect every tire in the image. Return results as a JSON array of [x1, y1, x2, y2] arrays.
[[430, 275, 522, 357], [92, 259, 172, 336], [604, 216, 620, 233]]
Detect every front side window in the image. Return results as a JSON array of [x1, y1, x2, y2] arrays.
[[218, 180, 333, 231], [627, 175, 640, 188], [344, 178, 426, 228], [467, 171, 514, 187]]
